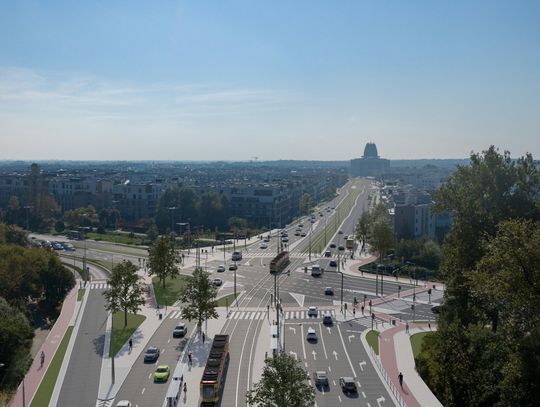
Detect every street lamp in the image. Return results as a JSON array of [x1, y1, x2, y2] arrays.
[[167, 207, 177, 233]]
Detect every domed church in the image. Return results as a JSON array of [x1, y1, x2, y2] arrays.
[[350, 142, 390, 176]]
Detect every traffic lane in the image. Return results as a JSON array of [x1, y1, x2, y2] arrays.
[[339, 320, 394, 406], [284, 321, 364, 407], [220, 318, 265, 407], [57, 289, 108, 407], [114, 316, 195, 406]]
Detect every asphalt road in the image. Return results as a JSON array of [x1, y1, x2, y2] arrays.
[[56, 288, 109, 407]]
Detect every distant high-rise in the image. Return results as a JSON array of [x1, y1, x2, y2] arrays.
[[350, 142, 390, 177]]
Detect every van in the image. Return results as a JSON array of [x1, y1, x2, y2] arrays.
[[311, 265, 322, 277], [324, 250, 332, 258], [323, 312, 332, 325]]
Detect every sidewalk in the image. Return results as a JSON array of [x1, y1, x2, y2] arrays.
[[9, 281, 79, 407], [379, 322, 443, 407]]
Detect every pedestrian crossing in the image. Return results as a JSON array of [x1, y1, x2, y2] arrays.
[[88, 282, 110, 290], [223, 310, 337, 320], [243, 250, 315, 258], [168, 310, 183, 319], [95, 399, 114, 407]]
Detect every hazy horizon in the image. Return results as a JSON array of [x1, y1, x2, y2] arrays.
[[1, 1, 539, 161]]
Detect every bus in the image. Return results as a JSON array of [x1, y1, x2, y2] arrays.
[[270, 251, 289, 274], [200, 334, 230, 405], [346, 237, 355, 250]]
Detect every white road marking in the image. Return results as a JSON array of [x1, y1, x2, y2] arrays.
[[141, 387, 145, 394], [318, 323, 328, 359], [348, 334, 355, 342], [359, 361, 366, 371], [338, 395, 342, 403], [337, 324, 358, 377], [167, 339, 170, 344], [362, 391, 366, 398], [289, 326, 296, 335], [327, 327, 332, 335], [301, 325, 307, 359], [332, 379, 336, 386], [148, 373, 152, 379], [377, 396, 386, 406], [328, 366, 332, 372], [333, 350, 338, 360], [312, 350, 317, 360]]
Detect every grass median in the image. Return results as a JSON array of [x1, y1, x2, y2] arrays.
[[216, 293, 239, 307], [110, 312, 146, 357], [366, 330, 380, 355], [30, 326, 73, 407], [152, 275, 191, 306], [410, 331, 432, 358]]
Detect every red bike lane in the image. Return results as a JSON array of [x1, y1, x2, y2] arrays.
[[10, 282, 79, 407]]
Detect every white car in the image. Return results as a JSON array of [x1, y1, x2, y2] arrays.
[[260, 242, 268, 249], [307, 306, 318, 317], [306, 327, 317, 341], [115, 401, 132, 407]]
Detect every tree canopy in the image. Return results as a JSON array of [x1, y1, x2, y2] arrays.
[[246, 352, 315, 407], [147, 235, 179, 288], [178, 267, 218, 331], [417, 146, 540, 406]]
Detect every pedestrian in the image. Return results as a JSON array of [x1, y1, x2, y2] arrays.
[[202, 332, 206, 344], [129, 338, 133, 352], [405, 322, 409, 333], [188, 352, 193, 366], [183, 381, 187, 393], [428, 322, 431, 330], [353, 308, 356, 317], [40, 350, 45, 368], [361, 305, 364, 315], [398, 372, 404, 388]]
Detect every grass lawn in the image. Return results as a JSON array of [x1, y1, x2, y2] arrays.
[[77, 289, 85, 301], [366, 330, 380, 355], [110, 312, 146, 357], [86, 232, 148, 246], [410, 331, 433, 359], [30, 326, 73, 407], [216, 293, 239, 307], [152, 275, 191, 306]]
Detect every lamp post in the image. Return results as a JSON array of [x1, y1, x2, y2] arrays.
[[23, 205, 33, 231], [308, 221, 313, 260], [167, 207, 177, 233]]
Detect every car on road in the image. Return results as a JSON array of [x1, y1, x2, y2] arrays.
[[338, 230, 343, 234], [338, 245, 345, 251], [324, 287, 334, 295], [300, 232, 306, 237], [115, 401, 132, 407], [154, 365, 170, 382], [330, 243, 336, 249], [144, 346, 160, 363], [173, 324, 187, 338], [324, 250, 332, 257], [329, 260, 337, 267], [339, 377, 357, 394], [260, 242, 268, 249], [298, 224, 303, 228], [307, 306, 318, 317], [314, 371, 329, 388], [431, 305, 440, 314], [282, 236, 289, 242], [216, 265, 226, 272], [322, 311, 333, 325], [294, 231, 300, 236], [232, 251, 242, 261], [306, 327, 317, 341], [62, 242, 76, 251], [229, 264, 238, 271], [263, 236, 270, 243], [52, 242, 64, 250], [212, 278, 223, 287]]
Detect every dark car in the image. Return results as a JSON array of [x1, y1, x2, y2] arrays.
[[324, 287, 334, 295], [338, 245, 345, 251], [329, 260, 337, 267], [144, 346, 160, 363], [431, 305, 440, 314], [173, 324, 187, 338], [229, 264, 238, 271], [339, 377, 357, 394], [330, 243, 336, 249]]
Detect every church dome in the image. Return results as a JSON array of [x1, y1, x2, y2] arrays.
[[363, 142, 379, 158]]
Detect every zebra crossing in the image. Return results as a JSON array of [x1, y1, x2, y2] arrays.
[[88, 282, 109, 290], [168, 310, 183, 319], [242, 250, 314, 258], [95, 399, 113, 407], [223, 309, 337, 321]]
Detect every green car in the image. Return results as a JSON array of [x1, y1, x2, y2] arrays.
[[154, 365, 170, 382]]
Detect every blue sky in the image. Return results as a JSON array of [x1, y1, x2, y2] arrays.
[[1, 1, 539, 160]]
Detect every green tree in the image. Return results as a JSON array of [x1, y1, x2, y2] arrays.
[[355, 211, 371, 250], [41, 255, 75, 308], [103, 261, 145, 327], [368, 215, 394, 263], [178, 267, 218, 331], [0, 297, 33, 391], [228, 217, 248, 234], [155, 187, 199, 232], [246, 352, 315, 407], [299, 193, 313, 215], [146, 223, 159, 243], [147, 235, 179, 288]]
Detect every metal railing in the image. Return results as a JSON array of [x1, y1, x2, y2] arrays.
[[368, 346, 407, 407]]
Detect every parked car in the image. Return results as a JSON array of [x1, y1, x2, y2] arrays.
[[52, 242, 64, 250], [144, 346, 160, 363], [173, 324, 187, 338], [307, 306, 318, 317], [216, 265, 225, 272], [339, 377, 357, 394], [62, 242, 76, 251], [314, 371, 329, 388], [306, 327, 317, 341], [212, 278, 223, 287], [154, 365, 170, 382]]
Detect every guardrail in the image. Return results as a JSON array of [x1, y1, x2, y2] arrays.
[[368, 346, 407, 407]]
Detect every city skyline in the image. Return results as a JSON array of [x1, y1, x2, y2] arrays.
[[1, 1, 539, 160]]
